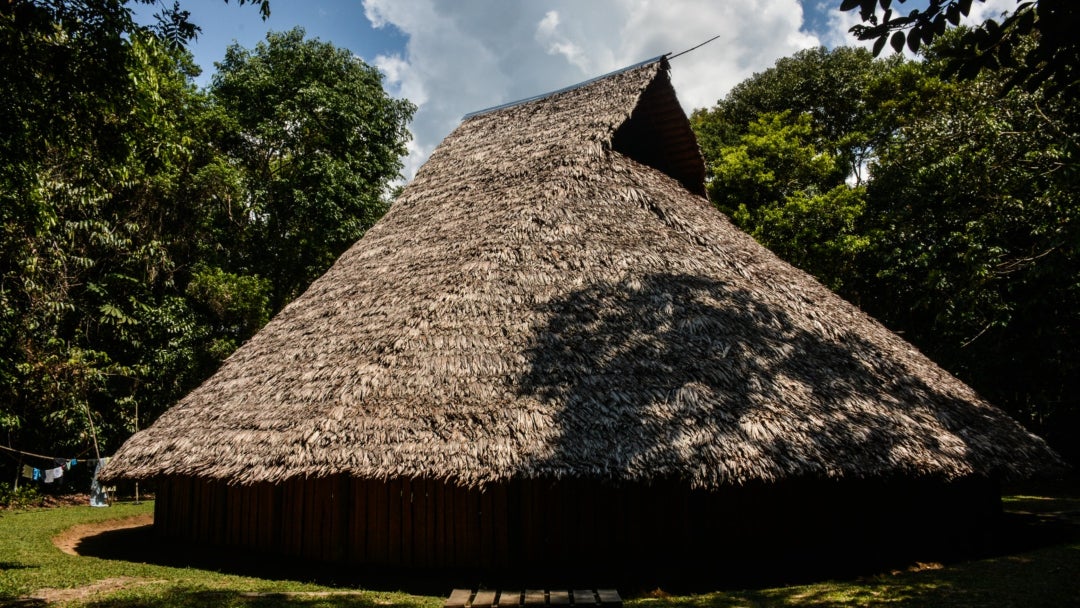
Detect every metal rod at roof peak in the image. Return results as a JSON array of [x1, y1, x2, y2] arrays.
[[668, 34, 722, 61]]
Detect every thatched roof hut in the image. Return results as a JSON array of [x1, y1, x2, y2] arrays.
[[101, 57, 1060, 582]]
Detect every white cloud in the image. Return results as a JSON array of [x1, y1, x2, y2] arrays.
[[363, 0, 823, 181], [965, 0, 1021, 24], [535, 10, 590, 73]]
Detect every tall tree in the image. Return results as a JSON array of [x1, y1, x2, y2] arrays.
[[210, 28, 415, 309], [690, 47, 899, 292], [693, 38, 1080, 463], [862, 43, 1080, 458], [0, 7, 415, 478]]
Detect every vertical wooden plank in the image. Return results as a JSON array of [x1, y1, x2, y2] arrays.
[[432, 480, 445, 568], [549, 591, 569, 605], [357, 478, 371, 563], [454, 483, 468, 568], [240, 484, 249, 547], [493, 482, 509, 570], [334, 476, 348, 562], [320, 477, 333, 561], [244, 485, 254, 550], [302, 478, 315, 560], [480, 485, 495, 568], [306, 478, 317, 559], [465, 485, 481, 569], [174, 477, 184, 539], [225, 484, 237, 546], [153, 478, 167, 538], [211, 483, 219, 545], [412, 478, 428, 567], [368, 479, 387, 564], [179, 477, 191, 540], [402, 478, 414, 567], [298, 478, 308, 557], [185, 477, 195, 541], [280, 480, 292, 556], [388, 478, 403, 566], [323, 477, 336, 561], [197, 479, 209, 544], [313, 478, 326, 561], [172, 478, 182, 539], [624, 484, 640, 559], [313, 478, 324, 561], [546, 479, 562, 564], [523, 590, 546, 606], [250, 484, 259, 551], [210, 482, 222, 545], [505, 480, 521, 570], [424, 478, 436, 568], [349, 478, 364, 563], [263, 483, 274, 551], [289, 479, 302, 557], [261, 483, 275, 551], [520, 479, 537, 570]]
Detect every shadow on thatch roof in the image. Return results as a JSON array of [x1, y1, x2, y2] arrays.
[[99, 57, 1063, 488]]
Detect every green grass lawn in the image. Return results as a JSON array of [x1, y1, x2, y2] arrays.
[[1, 480, 1078, 607]]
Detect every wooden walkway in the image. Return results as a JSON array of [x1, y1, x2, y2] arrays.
[[446, 589, 621, 607]]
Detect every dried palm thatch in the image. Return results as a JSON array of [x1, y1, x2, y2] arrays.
[[100, 57, 1061, 489]]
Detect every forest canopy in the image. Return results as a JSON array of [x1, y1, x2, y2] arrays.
[[0, 1, 413, 478], [691, 36, 1079, 463]]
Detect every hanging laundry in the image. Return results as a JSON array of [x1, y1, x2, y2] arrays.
[[32, 468, 42, 481], [90, 457, 110, 507], [22, 465, 34, 479], [44, 466, 64, 483], [70, 459, 77, 468]]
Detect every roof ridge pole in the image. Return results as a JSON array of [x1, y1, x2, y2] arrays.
[[667, 34, 722, 61]]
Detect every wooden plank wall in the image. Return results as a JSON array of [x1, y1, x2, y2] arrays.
[[152, 475, 1000, 574], [155, 475, 702, 571]]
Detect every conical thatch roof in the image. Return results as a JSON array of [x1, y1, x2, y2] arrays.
[[101, 58, 1060, 488]]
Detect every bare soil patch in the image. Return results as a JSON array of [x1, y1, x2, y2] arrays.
[[29, 576, 163, 604], [51, 513, 153, 556]]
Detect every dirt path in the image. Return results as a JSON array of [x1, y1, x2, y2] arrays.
[[17, 515, 161, 604], [51, 512, 153, 556], [30, 576, 165, 604]]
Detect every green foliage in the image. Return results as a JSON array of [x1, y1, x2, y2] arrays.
[[709, 111, 844, 212], [0, 482, 41, 509], [211, 27, 415, 308], [0, 6, 413, 475], [844, 0, 1079, 96], [863, 58, 1080, 453], [186, 265, 271, 359], [692, 48, 890, 292], [693, 39, 1080, 462], [692, 47, 901, 185], [738, 185, 871, 292]]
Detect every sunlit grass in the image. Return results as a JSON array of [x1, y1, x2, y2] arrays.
[[0, 501, 438, 607], [2, 479, 1078, 607]]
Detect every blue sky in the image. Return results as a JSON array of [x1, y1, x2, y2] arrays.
[[140, 0, 1013, 179]]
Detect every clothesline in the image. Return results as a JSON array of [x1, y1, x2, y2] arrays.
[[0, 443, 103, 463]]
